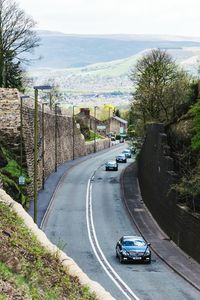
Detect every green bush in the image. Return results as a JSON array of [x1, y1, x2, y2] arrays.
[[0, 144, 31, 207]]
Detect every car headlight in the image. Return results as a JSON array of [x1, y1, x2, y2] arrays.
[[121, 250, 128, 256]]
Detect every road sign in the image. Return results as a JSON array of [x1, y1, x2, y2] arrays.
[[97, 125, 106, 130], [19, 176, 25, 186], [120, 127, 124, 134]]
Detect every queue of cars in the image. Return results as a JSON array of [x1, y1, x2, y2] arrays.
[[105, 148, 132, 171], [104, 147, 152, 264]]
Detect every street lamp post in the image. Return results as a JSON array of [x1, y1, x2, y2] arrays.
[[42, 102, 49, 189], [33, 85, 51, 224], [72, 105, 77, 160], [50, 92, 53, 110], [94, 106, 98, 153], [109, 107, 112, 148], [54, 103, 58, 172]]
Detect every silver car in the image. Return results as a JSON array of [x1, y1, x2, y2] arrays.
[[105, 161, 118, 171], [116, 154, 127, 163]]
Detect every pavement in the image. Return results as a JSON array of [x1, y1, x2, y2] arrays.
[[28, 147, 200, 293], [121, 162, 200, 292]]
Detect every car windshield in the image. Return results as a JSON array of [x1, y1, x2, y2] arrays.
[[123, 241, 134, 246], [123, 239, 146, 247]]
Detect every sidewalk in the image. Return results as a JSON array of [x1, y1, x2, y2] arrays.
[[121, 162, 200, 292]]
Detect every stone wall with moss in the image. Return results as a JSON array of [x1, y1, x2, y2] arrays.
[[0, 89, 110, 201]]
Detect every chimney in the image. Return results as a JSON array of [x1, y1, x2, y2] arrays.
[[80, 108, 90, 116]]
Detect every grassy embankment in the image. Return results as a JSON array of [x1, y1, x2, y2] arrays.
[[0, 201, 97, 299]]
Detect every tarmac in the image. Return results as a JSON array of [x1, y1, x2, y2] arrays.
[[121, 162, 200, 293], [28, 147, 200, 293]]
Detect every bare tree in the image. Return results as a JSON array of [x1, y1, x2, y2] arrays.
[[0, 0, 39, 88], [130, 49, 191, 123]]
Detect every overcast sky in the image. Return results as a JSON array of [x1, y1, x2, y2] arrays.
[[17, 0, 200, 37]]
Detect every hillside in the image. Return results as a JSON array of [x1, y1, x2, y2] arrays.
[[26, 32, 200, 106], [0, 196, 97, 299], [28, 31, 200, 69]]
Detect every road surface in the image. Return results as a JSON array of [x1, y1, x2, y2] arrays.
[[42, 145, 200, 300]]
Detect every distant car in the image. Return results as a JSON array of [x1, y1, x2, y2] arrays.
[[122, 149, 131, 158], [116, 154, 127, 163], [105, 161, 118, 171], [116, 236, 151, 264]]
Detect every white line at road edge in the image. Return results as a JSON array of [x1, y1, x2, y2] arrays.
[[86, 176, 140, 300]]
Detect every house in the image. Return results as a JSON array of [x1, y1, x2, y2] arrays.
[[76, 108, 128, 137], [109, 116, 127, 135]]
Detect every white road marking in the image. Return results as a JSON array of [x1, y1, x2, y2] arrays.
[[86, 176, 140, 300]]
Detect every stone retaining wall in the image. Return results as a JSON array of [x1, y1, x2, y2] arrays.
[[0, 89, 110, 196], [138, 123, 200, 264]]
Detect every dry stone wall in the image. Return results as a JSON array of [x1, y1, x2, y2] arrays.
[[0, 88, 20, 146], [0, 89, 110, 196]]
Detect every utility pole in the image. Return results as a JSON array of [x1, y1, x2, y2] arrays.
[[94, 106, 98, 153], [55, 103, 58, 172], [33, 85, 52, 224], [72, 105, 76, 160], [33, 88, 39, 224], [109, 107, 112, 148], [42, 102, 48, 189]]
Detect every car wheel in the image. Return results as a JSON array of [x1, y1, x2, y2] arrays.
[[119, 255, 124, 264], [146, 258, 151, 264], [115, 167, 118, 171], [105, 167, 108, 171], [116, 250, 118, 258]]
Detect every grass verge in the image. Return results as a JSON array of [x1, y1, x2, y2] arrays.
[[0, 202, 97, 300]]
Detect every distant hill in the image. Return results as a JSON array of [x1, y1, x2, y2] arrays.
[[27, 32, 200, 106], [28, 31, 200, 69]]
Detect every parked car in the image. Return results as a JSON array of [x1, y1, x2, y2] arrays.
[[122, 149, 132, 158], [116, 236, 151, 264], [105, 161, 118, 171], [116, 154, 127, 163]]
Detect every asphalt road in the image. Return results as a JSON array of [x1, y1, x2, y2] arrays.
[[42, 145, 200, 300]]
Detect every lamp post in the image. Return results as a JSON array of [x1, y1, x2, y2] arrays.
[[94, 106, 98, 153], [108, 107, 112, 148], [33, 85, 52, 224], [72, 105, 77, 160], [50, 92, 53, 110], [54, 103, 58, 172], [42, 102, 49, 189]]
